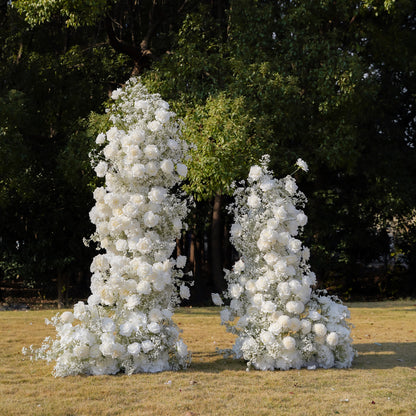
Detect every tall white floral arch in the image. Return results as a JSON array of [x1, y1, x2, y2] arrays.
[[27, 78, 192, 376]]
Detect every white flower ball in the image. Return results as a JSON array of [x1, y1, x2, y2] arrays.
[[129, 127, 146, 143], [313, 323, 327, 337], [264, 251, 279, 265], [326, 332, 339, 347], [115, 239, 128, 252], [282, 336, 296, 350], [286, 300, 305, 314], [230, 283, 243, 299], [125, 295, 140, 310], [277, 314, 291, 330], [284, 177, 298, 195], [101, 318, 116, 333]]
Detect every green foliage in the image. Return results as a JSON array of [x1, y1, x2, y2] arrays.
[[13, 0, 108, 27]]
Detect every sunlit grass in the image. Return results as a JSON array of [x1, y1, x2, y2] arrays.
[[1, 301, 415, 415]]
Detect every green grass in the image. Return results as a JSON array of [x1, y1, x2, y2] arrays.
[[1, 301, 416, 415]]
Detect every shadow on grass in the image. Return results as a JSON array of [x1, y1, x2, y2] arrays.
[[353, 342, 416, 370], [183, 342, 416, 373]]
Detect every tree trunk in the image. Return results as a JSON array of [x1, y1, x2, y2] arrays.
[[210, 193, 225, 292], [57, 270, 68, 309]]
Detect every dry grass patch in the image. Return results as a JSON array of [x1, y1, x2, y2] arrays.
[[1, 301, 415, 416]]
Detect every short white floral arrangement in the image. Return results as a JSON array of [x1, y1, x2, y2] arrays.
[[24, 78, 192, 376], [212, 156, 355, 370]]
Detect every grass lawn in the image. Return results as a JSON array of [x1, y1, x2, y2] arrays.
[[1, 300, 415, 416]]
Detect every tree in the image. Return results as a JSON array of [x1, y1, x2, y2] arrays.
[[0, 3, 130, 303]]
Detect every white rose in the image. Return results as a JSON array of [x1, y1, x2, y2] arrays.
[[296, 212, 308, 227], [176, 163, 188, 177], [247, 194, 261, 209], [132, 163, 146, 178], [128, 342, 141, 355], [296, 158, 308, 172], [144, 144, 160, 159], [147, 322, 161, 334], [148, 120, 162, 132], [96, 133, 106, 144], [260, 330, 275, 345], [95, 161, 108, 177], [234, 259, 245, 273], [137, 280, 151, 295], [179, 284, 190, 300], [146, 161, 159, 176], [248, 165, 263, 181], [301, 319, 312, 334], [211, 293, 223, 306], [148, 187, 167, 204], [160, 159, 174, 175], [176, 255, 187, 269], [141, 340, 155, 353], [143, 211, 160, 228], [155, 108, 172, 124], [137, 237, 152, 254]]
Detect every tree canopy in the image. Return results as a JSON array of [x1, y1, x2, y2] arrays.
[[1, 0, 415, 303]]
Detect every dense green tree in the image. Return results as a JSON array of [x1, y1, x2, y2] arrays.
[[146, 0, 416, 297], [4, 0, 416, 302], [0, 4, 129, 304]]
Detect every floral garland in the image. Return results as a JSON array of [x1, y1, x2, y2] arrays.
[[24, 78, 192, 376], [213, 156, 355, 370]]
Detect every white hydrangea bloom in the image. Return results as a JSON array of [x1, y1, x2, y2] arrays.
[[27, 78, 192, 376], [218, 155, 354, 370]]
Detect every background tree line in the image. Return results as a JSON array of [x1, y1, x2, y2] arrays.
[[1, 0, 415, 305]]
